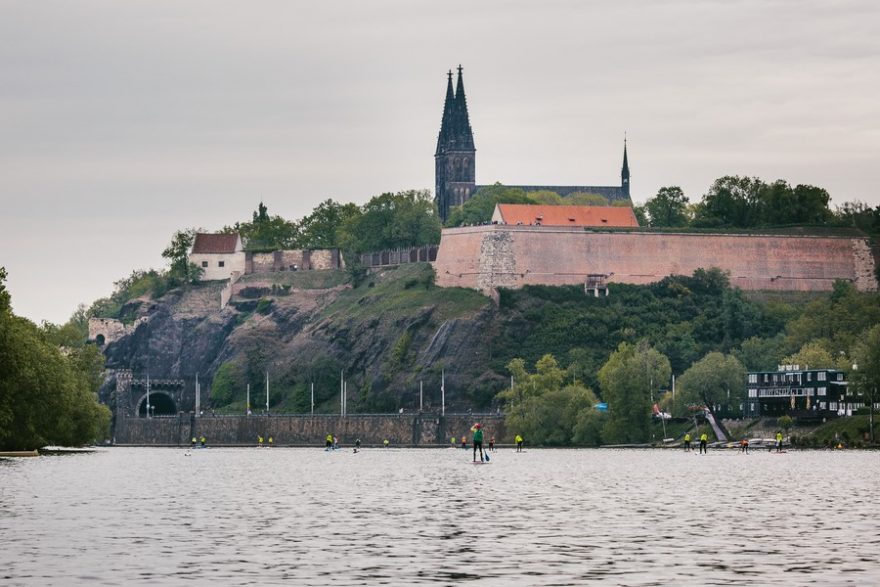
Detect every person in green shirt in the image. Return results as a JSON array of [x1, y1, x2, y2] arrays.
[[683, 433, 691, 452], [699, 432, 708, 454], [472, 424, 485, 462], [515, 434, 524, 452]]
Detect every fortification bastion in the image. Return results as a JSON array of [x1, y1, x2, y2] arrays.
[[433, 225, 878, 295]]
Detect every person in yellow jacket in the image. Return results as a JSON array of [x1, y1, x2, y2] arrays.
[[775, 431, 783, 453], [258, 435, 264, 447], [268, 436, 273, 447], [699, 432, 708, 454], [683, 433, 692, 452], [515, 434, 524, 452], [325, 434, 333, 449]]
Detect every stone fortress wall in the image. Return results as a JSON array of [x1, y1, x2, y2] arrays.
[[114, 412, 506, 447], [245, 249, 343, 273], [434, 225, 878, 294]]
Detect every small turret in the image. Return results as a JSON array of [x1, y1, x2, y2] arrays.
[[621, 136, 630, 198]]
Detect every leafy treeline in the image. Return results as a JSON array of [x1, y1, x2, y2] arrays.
[[222, 189, 440, 254], [496, 275, 880, 446], [0, 268, 111, 451], [642, 177, 880, 232], [442, 178, 880, 235], [446, 183, 635, 227]]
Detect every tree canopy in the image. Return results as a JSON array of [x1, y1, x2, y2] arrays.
[[597, 341, 671, 444], [672, 352, 746, 417], [496, 354, 599, 446], [0, 268, 111, 450]]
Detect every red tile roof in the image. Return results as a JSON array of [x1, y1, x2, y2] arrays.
[[494, 204, 639, 228], [191, 233, 241, 254]]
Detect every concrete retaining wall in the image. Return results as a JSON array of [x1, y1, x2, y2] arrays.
[[114, 413, 505, 447], [434, 226, 878, 293]]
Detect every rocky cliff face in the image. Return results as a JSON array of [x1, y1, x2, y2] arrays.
[[99, 264, 500, 412]]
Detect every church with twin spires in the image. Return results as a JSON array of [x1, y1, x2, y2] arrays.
[[434, 66, 631, 223]]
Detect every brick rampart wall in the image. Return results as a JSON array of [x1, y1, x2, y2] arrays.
[[114, 413, 505, 446], [434, 226, 878, 293]]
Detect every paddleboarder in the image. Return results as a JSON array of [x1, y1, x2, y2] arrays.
[[472, 424, 485, 462]]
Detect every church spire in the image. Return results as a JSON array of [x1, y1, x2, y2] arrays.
[[621, 135, 630, 198], [435, 70, 455, 156], [451, 65, 475, 151]]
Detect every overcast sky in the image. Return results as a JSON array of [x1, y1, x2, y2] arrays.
[[1, 0, 878, 324]]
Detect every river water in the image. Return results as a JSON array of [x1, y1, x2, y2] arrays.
[[1, 447, 878, 586]]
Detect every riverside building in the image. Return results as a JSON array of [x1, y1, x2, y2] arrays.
[[746, 365, 853, 420]]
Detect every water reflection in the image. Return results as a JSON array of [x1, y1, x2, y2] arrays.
[[1, 448, 878, 585]]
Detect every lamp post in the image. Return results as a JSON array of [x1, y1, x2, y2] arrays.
[[855, 362, 874, 444]]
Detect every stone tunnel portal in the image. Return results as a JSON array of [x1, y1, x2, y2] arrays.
[[136, 392, 177, 417]]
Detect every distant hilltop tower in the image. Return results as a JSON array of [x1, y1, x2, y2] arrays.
[[435, 65, 476, 223], [433, 67, 632, 222]]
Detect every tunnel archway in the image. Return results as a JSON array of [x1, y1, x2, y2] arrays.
[[137, 392, 177, 417]]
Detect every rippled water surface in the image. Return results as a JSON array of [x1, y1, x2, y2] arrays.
[[1, 447, 878, 586]]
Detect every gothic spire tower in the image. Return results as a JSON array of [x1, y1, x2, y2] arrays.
[[435, 65, 476, 223], [621, 136, 630, 198]]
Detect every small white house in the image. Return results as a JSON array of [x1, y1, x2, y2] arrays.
[[189, 233, 246, 281]]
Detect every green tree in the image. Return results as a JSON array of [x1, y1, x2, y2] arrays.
[[297, 199, 362, 249], [445, 184, 533, 227], [211, 362, 244, 407], [644, 186, 690, 227], [162, 229, 203, 283], [850, 324, 880, 441], [339, 190, 441, 253], [781, 340, 840, 370], [692, 176, 765, 228], [673, 352, 746, 417], [597, 341, 671, 444], [225, 202, 301, 251], [567, 192, 610, 206], [0, 268, 111, 450], [496, 354, 598, 445], [734, 335, 787, 371]]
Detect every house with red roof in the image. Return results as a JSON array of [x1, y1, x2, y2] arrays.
[[189, 233, 246, 281], [490, 204, 639, 228]]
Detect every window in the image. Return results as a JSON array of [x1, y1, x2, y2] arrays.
[[830, 402, 838, 411], [218, 261, 225, 268], [837, 373, 844, 381], [748, 374, 757, 383], [201, 261, 208, 268], [818, 371, 827, 381], [818, 387, 826, 396], [748, 389, 757, 398], [807, 372, 811, 381]]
